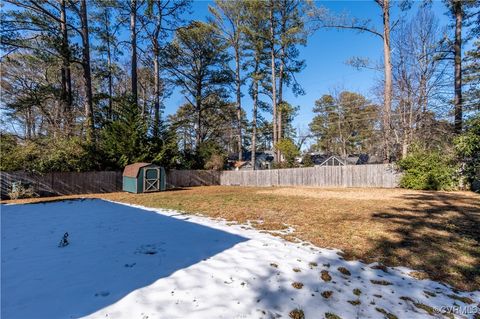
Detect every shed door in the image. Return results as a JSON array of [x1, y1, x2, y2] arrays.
[[143, 167, 160, 192]]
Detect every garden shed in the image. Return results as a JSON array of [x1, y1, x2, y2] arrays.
[[122, 163, 166, 193]]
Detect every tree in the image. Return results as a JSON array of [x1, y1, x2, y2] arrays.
[[1, 53, 65, 138], [100, 96, 150, 167], [130, 0, 139, 105], [455, 114, 480, 190], [309, 0, 408, 162], [2, 0, 75, 135], [309, 92, 378, 158], [443, 0, 478, 133], [141, 0, 190, 138], [274, 138, 300, 167], [169, 97, 237, 168], [76, 0, 95, 142], [268, 0, 279, 162], [92, 0, 122, 121], [59, 0, 73, 133], [276, 0, 306, 146], [162, 21, 231, 151], [243, 0, 269, 170], [453, 0, 463, 133], [210, 0, 245, 161], [464, 39, 480, 113], [391, 6, 449, 158]]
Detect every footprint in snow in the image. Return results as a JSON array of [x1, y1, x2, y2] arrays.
[[95, 291, 110, 297], [136, 244, 162, 255]]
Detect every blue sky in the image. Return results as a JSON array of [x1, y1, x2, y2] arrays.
[[164, 0, 451, 132], [0, 0, 453, 135]]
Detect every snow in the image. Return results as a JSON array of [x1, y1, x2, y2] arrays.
[[1, 199, 479, 319]]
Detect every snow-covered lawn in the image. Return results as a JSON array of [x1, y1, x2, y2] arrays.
[[1, 199, 478, 319]]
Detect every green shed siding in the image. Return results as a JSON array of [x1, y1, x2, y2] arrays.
[[123, 176, 139, 193], [160, 167, 166, 191], [137, 170, 144, 193], [123, 163, 166, 193]]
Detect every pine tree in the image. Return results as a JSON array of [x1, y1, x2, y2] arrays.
[[242, 0, 269, 169], [162, 21, 232, 151], [309, 92, 378, 158], [209, 0, 246, 161], [100, 96, 150, 167]]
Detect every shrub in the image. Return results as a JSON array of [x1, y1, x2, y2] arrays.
[[8, 182, 35, 200], [398, 145, 459, 190], [274, 139, 300, 168], [302, 154, 315, 167], [454, 115, 480, 192], [0, 135, 96, 173], [204, 154, 225, 170]]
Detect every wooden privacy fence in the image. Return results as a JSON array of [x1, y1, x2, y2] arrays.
[[166, 170, 221, 188], [0, 170, 220, 199], [0, 171, 123, 199], [0, 164, 400, 199], [219, 164, 400, 188]]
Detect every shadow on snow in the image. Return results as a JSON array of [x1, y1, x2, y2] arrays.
[[1, 199, 247, 319]]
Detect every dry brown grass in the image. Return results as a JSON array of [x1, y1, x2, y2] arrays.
[[3, 186, 480, 291]]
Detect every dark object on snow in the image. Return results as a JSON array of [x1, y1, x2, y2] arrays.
[[58, 232, 69, 247]]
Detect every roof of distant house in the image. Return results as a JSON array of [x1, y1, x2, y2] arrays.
[[234, 161, 250, 168]]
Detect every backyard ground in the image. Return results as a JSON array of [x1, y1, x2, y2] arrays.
[[4, 186, 480, 293], [3, 196, 480, 319]]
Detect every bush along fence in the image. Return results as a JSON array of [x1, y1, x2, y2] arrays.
[[0, 164, 400, 199]]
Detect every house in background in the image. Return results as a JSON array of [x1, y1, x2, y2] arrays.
[[228, 151, 275, 170], [303, 153, 383, 166], [317, 155, 345, 166]]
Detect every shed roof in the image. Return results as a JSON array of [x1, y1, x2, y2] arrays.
[[123, 162, 152, 178]]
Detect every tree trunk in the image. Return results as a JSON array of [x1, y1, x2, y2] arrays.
[[130, 0, 138, 105], [278, 2, 286, 161], [153, 47, 161, 138], [278, 49, 284, 161], [381, 0, 392, 163], [60, 0, 72, 134], [269, 0, 278, 162], [152, 8, 163, 139], [104, 8, 113, 120], [453, 0, 463, 133], [195, 83, 202, 150], [252, 62, 260, 170], [235, 45, 243, 161], [80, 0, 95, 143]]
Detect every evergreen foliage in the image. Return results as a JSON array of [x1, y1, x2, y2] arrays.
[[100, 97, 150, 168], [454, 114, 480, 191], [398, 145, 459, 190]]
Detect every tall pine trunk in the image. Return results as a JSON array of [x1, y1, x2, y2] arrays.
[[277, 2, 287, 161], [269, 0, 278, 162], [60, 0, 72, 134], [80, 0, 95, 142], [153, 50, 161, 138], [235, 46, 242, 161], [151, 6, 163, 139], [278, 49, 285, 161], [252, 61, 260, 170], [104, 8, 113, 120], [130, 0, 138, 105], [195, 83, 202, 150], [381, 0, 392, 163], [453, 0, 462, 133]]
